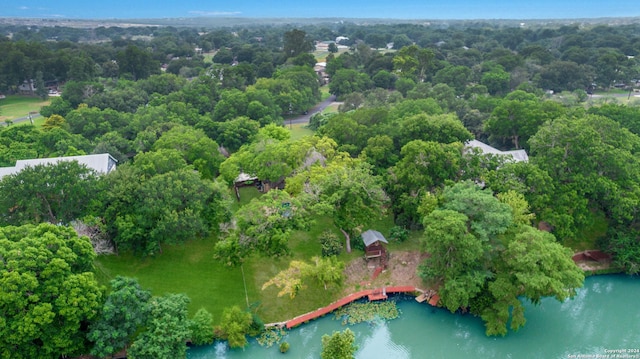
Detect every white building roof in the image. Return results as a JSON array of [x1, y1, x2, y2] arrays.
[[465, 140, 528, 162], [0, 153, 117, 179]]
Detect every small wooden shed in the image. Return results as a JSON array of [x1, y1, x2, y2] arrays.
[[361, 230, 388, 260]]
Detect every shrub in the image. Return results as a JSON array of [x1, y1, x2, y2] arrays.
[[279, 341, 290, 353], [389, 226, 409, 242], [320, 230, 343, 257]]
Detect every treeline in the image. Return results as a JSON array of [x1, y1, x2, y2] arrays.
[[2, 20, 640, 94]]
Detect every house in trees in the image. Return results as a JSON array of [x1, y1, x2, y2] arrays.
[[465, 140, 529, 162], [362, 229, 389, 268], [0, 153, 117, 179]]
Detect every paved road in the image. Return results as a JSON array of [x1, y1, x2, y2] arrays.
[[2, 113, 41, 126], [287, 95, 336, 125]]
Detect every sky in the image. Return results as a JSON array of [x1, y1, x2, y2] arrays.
[[2, 0, 640, 20]]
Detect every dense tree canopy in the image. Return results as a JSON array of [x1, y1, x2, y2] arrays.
[[419, 182, 584, 336], [0, 161, 103, 226], [0, 223, 103, 359], [88, 276, 151, 358]]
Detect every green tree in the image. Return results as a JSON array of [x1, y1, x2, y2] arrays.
[[419, 182, 584, 336], [387, 140, 463, 227], [482, 227, 584, 336], [481, 67, 510, 95], [320, 230, 343, 257], [302, 160, 388, 252], [88, 276, 152, 358], [152, 125, 225, 179], [218, 306, 253, 348], [41, 114, 67, 132], [189, 308, 214, 346], [393, 45, 435, 82], [117, 45, 160, 80], [321, 329, 357, 359], [214, 190, 310, 264], [484, 91, 564, 150], [283, 29, 314, 59], [529, 115, 640, 239], [104, 158, 232, 256], [0, 223, 103, 359], [0, 161, 102, 226], [419, 209, 488, 311], [128, 294, 191, 359], [329, 69, 373, 98]]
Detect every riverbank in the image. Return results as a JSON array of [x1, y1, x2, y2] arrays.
[[189, 275, 640, 359]]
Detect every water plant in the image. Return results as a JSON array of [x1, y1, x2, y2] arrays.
[[333, 301, 400, 325]]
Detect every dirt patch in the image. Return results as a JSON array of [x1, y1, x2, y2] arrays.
[[574, 260, 611, 271], [341, 251, 431, 296]]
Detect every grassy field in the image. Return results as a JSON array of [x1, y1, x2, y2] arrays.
[[0, 95, 50, 121], [288, 123, 314, 141]]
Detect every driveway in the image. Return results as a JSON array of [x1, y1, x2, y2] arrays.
[[287, 95, 336, 125]]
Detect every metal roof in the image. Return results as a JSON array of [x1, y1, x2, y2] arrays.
[[465, 140, 529, 162], [361, 229, 388, 247], [0, 153, 117, 179]]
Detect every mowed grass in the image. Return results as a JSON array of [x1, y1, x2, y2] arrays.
[[0, 95, 50, 121], [289, 123, 314, 141], [94, 236, 258, 323]]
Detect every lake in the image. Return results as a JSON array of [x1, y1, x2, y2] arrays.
[[188, 275, 640, 359]]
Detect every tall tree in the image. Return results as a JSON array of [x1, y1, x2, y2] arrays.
[[0, 161, 102, 226], [127, 294, 191, 359], [481, 227, 584, 336], [0, 223, 103, 359], [283, 29, 314, 59], [300, 160, 388, 252], [393, 45, 435, 82], [214, 190, 310, 265], [218, 306, 253, 348], [189, 308, 214, 346], [419, 182, 584, 336], [88, 276, 151, 358]]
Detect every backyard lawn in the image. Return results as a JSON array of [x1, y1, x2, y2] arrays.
[[94, 186, 410, 324]]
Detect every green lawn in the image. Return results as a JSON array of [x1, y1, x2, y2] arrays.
[[288, 123, 314, 141], [0, 95, 50, 121], [94, 236, 258, 323]]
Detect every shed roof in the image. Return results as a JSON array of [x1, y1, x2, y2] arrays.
[[361, 230, 388, 247]]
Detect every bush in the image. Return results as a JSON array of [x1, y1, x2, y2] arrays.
[[320, 230, 343, 257], [389, 226, 409, 242], [279, 341, 290, 353], [352, 235, 365, 251]]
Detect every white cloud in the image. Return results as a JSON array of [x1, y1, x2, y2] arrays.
[[188, 10, 241, 16], [18, 6, 29, 10]]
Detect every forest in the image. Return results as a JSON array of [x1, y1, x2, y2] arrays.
[[1, 18, 640, 358]]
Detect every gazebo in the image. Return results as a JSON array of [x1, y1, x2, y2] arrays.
[[361, 230, 388, 262]]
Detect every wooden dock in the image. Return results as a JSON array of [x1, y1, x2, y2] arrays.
[[285, 286, 419, 329]]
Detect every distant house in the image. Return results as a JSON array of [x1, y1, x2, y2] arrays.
[[315, 41, 335, 51], [464, 140, 529, 162], [0, 153, 117, 180]]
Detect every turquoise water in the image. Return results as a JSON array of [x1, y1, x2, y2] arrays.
[[188, 275, 640, 359]]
